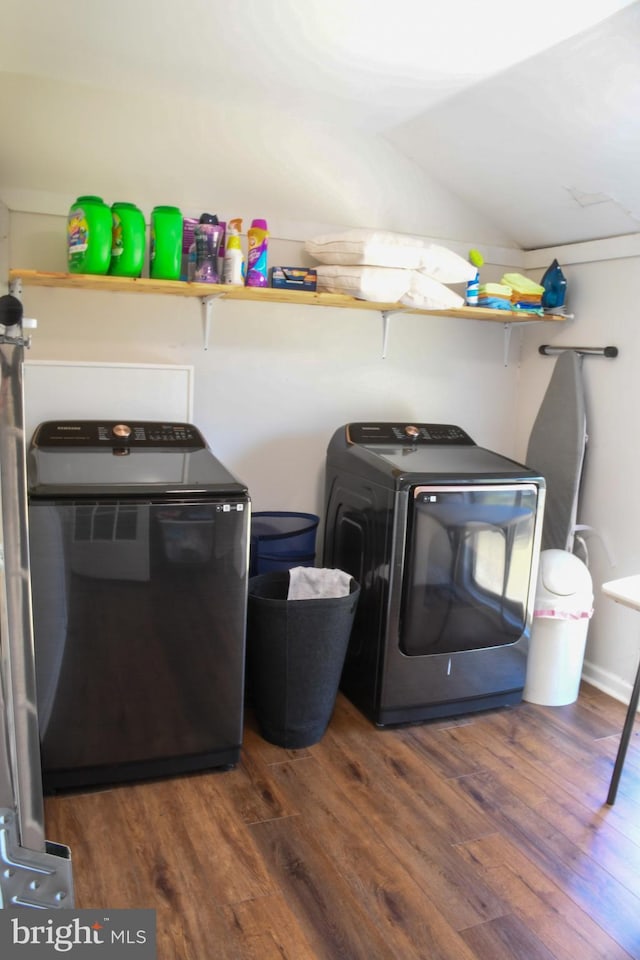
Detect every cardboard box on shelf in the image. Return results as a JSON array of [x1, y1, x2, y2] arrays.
[[270, 267, 317, 291]]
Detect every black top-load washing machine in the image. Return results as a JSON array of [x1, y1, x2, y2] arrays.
[[27, 420, 249, 791], [324, 422, 545, 725]]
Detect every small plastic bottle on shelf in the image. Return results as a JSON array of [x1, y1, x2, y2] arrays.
[[194, 213, 223, 283], [223, 218, 245, 285], [466, 272, 479, 306], [465, 248, 484, 306], [245, 219, 268, 287]]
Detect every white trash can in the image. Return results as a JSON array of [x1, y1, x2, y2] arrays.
[[523, 549, 593, 706]]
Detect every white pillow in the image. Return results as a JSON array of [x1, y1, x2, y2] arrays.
[[400, 272, 464, 310], [306, 230, 425, 269], [305, 229, 477, 284], [420, 245, 477, 284], [316, 264, 411, 302]]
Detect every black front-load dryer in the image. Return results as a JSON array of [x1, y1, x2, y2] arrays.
[[323, 422, 545, 725], [27, 420, 250, 791]]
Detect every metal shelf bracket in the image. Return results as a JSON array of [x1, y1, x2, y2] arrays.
[[201, 294, 225, 350], [503, 323, 512, 367], [503, 318, 561, 366], [380, 309, 407, 359]]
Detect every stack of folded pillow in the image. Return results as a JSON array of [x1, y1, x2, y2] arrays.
[[303, 229, 477, 311]]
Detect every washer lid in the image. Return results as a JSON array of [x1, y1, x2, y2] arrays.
[[361, 443, 534, 477], [340, 421, 541, 480], [28, 420, 248, 499]]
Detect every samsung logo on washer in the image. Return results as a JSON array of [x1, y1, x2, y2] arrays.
[[2, 909, 155, 956]]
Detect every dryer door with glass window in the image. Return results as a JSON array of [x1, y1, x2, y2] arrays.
[[400, 484, 540, 657]]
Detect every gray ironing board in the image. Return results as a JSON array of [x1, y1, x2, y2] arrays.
[[525, 350, 587, 552]]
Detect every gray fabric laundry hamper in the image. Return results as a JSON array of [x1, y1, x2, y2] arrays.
[[247, 571, 360, 748]]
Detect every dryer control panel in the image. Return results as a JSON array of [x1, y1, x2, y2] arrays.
[[346, 422, 474, 445], [31, 420, 206, 450]]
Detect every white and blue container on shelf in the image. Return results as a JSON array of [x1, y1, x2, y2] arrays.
[[250, 511, 319, 575]]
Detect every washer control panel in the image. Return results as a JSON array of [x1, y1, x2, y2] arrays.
[[32, 420, 206, 449], [346, 422, 474, 445]]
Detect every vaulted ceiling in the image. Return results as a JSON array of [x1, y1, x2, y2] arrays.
[[1, 0, 638, 249]]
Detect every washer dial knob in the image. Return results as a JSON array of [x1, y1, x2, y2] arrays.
[[404, 425, 420, 439], [112, 423, 132, 439]]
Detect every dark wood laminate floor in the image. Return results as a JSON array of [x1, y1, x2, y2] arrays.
[[44, 683, 640, 959]]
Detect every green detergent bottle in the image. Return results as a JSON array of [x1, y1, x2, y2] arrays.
[[67, 195, 112, 274], [150, 205, 183, 281], [109, 202, 146, 277]]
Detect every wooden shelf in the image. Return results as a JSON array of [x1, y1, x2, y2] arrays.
[[9, 268, 566, 359], [8, 269, 566, 324]]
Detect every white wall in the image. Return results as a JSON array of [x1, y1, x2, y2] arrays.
[[10, 214, 524, 519], [517, 237, 640, 705], [0, 72, 516, 247]]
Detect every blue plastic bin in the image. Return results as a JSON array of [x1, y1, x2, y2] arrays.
[[250, 511, 319, 576]]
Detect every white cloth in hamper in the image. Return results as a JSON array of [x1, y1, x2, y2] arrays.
[[287, 567, 352, 601]]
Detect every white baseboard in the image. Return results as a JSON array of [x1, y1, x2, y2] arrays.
[[581, 657, 638, 709]]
